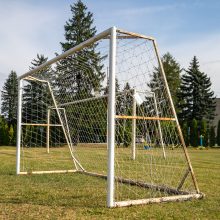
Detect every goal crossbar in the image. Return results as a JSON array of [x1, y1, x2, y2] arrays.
[[115, 115, 176, 121]]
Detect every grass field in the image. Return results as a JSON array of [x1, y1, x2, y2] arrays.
[[0, 146, 220, 219]]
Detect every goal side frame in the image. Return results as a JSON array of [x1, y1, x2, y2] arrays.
[[16, 26, 202, 208]]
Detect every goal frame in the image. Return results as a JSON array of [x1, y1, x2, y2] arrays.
[[16, 26, 203, 207]]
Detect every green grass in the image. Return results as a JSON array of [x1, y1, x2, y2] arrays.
[[0, 146, 220, 219]]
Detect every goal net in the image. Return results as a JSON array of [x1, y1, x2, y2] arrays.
[[16, 27, 203, 207]]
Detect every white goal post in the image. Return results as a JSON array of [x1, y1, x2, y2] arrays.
[[16, 27, 203, 207]]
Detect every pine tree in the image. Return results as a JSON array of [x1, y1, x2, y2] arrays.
[[209, 126, 216, 147], [182, 121, 190, 146], [149, 52, 181, 109], [178, 56, 216, 123], [200, 119, 207, 146], [23, 54, 50, 146], [23, 54, 49, 123], [8, 125, 14, 145], [190, 119, 198, 147], [121, 83, 132, 147], [0, 116, 9, 145], [217, 120, 220, 146], [1, 71, 18, 126], [57, 0, 105, 98], [55, 1, 105, 145]]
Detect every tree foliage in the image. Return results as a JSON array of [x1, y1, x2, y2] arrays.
[[22, 54, 50, 146], [54, 0, 105, 145], [200, 119, 207, 146], [182, 121, 190, 146], [190, 119, 198, 147], [217, 120, 220, 146], [209, 126, 216, 147], [149, 52, 181, 110], [57, 0, 104, 99], [1, 71, 18, 126], [0, 116, 9, 145], [178, 56, 216, 123]]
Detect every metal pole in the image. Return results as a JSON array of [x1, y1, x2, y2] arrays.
[[152, 40, 200, 193], [16, 79, 23, 175], [153, 93, 166, 159], [132, 89, 136, 160], [107, 26, 117, 208], [46, 109, 50, 153]]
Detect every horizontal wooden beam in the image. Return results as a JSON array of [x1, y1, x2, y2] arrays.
[[117, 28, 155, 41], [114, 193, 204, 207], [78, 171, 188, 195], [21, 123, 62, 127], [19, 169, 77, 175], [115, 115, 176, 121]]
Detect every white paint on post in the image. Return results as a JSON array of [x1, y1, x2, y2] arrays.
[[132, 89, 137, 160], [16, 79, 23, 175], [46, 109, 50, 154], [107, 26, 117, 208]]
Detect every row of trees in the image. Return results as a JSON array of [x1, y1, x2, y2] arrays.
[[0, 0, 219, 147]]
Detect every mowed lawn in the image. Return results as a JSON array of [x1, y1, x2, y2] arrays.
[[0, 146, 220, 219]]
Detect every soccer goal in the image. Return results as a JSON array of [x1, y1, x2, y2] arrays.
[[16, 27, 203, 207]]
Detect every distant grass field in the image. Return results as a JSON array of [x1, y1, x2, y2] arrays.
[[0, 146, 220, 219]]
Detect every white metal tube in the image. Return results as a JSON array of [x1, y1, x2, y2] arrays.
[[46, 109, 50, 153], [132, 89, 136, 160], [18, 28, 112, 80], [107, 26, 117, 208], [16, 79, 23, 175]]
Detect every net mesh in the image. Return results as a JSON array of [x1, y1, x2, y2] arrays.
[[19, 30, 197, 206]]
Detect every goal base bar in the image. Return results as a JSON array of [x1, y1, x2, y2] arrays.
[[114, 193, 204, 207], [18, 169, 77, 175]]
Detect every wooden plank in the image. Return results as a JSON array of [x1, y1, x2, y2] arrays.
[[115, 115, 175, 121], [21, 123, 62, 127], [78, 171, 189, 195], [19, 169, 77, 175], [114, 193, 204, 207], [117, 28, 155, 41], [177, 168, 190, 191]]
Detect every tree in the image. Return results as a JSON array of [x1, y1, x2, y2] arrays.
[[182, 121, 190, 146], [178, 56, 216, 123], [58, 0, 105, 98], [121, 83, 132, 147], [190, 119, 198, 147], [23, 54, 49, 122], [8, 125, 15, 145], [149, 52, 181, 110], [200, 119, 207, 147], [56, 0, 105, 145], [1, 71, 18, 126], [217, 120, 220, 146], [0, 116, 9, 146], [22, 54, 50, 146], [209, 126, 216, 147]]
